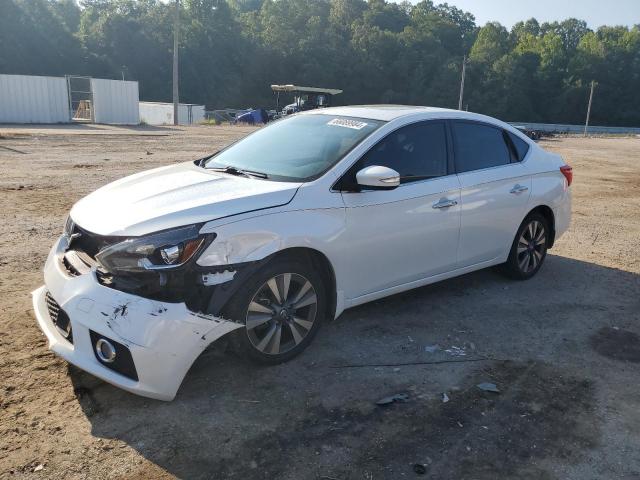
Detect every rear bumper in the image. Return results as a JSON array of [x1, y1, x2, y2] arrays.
[[553, 187, 572, 242], [32, 236, 242, 401]]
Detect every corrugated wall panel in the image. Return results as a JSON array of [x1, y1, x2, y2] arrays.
[[190, 105, 205, 124], [0, 74, 70, 123], [91, 79, 139, 125], [139, 102, 175, 125], [139, 102, 205, 125]]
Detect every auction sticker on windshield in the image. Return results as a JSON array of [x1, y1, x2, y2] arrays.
[[327, 118, 368, 130]]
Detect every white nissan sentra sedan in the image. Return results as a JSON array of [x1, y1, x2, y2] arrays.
[[32, 106, 572, 400]]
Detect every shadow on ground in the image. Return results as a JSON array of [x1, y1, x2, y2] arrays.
[[69, 255, 640, 479]]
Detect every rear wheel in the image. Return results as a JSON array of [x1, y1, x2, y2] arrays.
[[224, 258, 326, 364], [501, 213, 549, 280]]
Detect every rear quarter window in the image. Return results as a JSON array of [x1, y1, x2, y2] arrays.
[[506, 131, 530, 162]]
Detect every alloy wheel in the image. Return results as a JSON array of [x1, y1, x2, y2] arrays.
[[517, 220, 546, 273], [245, 273, 318, 355]]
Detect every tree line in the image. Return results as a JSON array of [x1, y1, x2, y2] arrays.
[[1, 0, 639, 126]]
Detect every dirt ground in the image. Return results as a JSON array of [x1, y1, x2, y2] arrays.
[[0, 124, 639, 480]]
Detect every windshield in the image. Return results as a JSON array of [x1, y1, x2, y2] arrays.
[[205, 114, 384, 182]]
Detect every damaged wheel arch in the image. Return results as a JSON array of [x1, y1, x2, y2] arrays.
[[204, 247, 337, 324]]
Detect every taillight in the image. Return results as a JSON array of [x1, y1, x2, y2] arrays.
[[560, 165, 573, 187]]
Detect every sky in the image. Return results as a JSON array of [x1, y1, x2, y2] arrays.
[[407, 0, 640, 29]]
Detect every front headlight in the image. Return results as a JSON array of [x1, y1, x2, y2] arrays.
[[95, 224, 212, 273]]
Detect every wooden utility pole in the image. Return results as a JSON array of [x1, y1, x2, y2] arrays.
[[584, 80, 596, 137], [458, 55, 467, 111], [172, 0, 180, 126]]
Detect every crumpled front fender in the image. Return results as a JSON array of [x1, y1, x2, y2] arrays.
[[33, 236, 243, 401]]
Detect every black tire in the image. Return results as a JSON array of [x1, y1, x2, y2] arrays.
[[224, 257, 326, 364], [500, 213, 550, 280]]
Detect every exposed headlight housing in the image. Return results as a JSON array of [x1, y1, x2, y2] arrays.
[[95, 224, 212, 273], [160, 244, 181, 265]]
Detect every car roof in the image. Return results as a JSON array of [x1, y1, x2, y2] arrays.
[[302, 105, 506, 125]]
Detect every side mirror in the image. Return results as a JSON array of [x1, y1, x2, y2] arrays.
[[355, 165, 400, 190]]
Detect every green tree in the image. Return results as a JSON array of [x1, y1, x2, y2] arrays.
[[0, 0, 86, 75], [470, 22, 509, 64], [0, 0, 638, 126]]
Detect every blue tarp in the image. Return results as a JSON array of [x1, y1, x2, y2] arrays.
[[235, 109, 268, 124]]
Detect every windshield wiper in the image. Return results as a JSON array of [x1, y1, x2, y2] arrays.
[[207, 165, 269, 179]]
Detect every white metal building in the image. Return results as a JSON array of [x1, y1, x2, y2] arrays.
[[91, 78, 139, 124], [0, 74, 139, 125], [139, 101, 205, 125], [0, 74, 70, 123]]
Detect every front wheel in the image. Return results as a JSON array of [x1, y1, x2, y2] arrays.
[[500, 213, 549, 280], [224, 258, 326, 364]]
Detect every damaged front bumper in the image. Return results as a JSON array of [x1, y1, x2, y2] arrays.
[[32, 236, 243, 401]]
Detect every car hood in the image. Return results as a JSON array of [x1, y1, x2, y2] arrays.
[[70, 162, 300, 236]]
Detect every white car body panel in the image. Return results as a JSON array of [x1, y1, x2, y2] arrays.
[[70, 162, 300, 236], [457, 163, 532, 266], [35, 105, 572, 400], [339, 175, 461, 297], [198, 208, 347, 271]]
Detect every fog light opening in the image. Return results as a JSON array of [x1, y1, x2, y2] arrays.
[[95, 338, 117, 363]]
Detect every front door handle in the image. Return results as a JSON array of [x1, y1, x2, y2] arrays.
[[432, 198, 458, 209], [510, 184, 529, 194]]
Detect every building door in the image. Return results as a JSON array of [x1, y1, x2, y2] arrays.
[[66, 76, 94, 122]]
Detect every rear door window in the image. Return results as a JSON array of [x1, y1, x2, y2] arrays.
[[453, 122, 512, 173]]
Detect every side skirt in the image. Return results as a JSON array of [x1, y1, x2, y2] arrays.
[[345, 257, 504, 309]]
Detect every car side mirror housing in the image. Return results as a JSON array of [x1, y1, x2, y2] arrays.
[[355, 165, 400, 190]]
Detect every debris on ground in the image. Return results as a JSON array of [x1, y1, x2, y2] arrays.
[[445, 346, 467, 357], [376, 393, 409, 405], [442, 393, 450, 403], [424, 344, 439, 353], [477, 382, 500, 393], [413, 463, 427, 475], [33, 464, 44, 472]]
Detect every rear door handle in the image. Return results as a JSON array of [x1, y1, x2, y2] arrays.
[[432, 198, 458, 209], [510, 184, 529, 194]]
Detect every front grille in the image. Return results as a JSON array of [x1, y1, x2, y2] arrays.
[[62, 255, 81, 277], [45, 291, 73, 344], [61, 250, 96, 277]]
